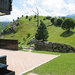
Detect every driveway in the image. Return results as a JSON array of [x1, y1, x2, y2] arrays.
[[0, 49, 59, 75]]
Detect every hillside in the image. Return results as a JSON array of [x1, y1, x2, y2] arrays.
[[1, 16, 51, 47], [1, 16, 75, 48]]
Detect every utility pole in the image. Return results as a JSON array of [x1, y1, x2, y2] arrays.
[[32, 8, 39, 27]]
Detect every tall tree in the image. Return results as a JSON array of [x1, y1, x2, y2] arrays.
[[51, 17, 55, 25], [35, 20, 48, 41], [56, 18, 63, 27], [62, 18, 75, 33]]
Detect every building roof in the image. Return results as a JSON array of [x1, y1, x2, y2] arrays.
[[0, 0, 12, 16]]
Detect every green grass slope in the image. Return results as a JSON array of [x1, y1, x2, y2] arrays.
[[2, 16, 75, 47], [47, 26, 75, 47], [2, 16, 50, 47], [23, 51, 75, 75]]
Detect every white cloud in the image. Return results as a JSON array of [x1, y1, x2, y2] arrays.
[[0, 7, 25, 21], [37, 0, 75, 16], [1, 0, 75, 21], [67, 4, 75, 14], [23, 1, 27, 8], [27, 0, 36, 6], [41, 0, 67, 16]]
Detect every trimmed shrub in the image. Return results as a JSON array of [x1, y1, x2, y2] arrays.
[[56, 18, 63, 27], [26, 15, 28, 19]]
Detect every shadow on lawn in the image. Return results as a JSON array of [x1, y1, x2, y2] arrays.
[[60, 31, 75, 37]]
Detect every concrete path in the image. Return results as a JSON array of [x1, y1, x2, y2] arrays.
[[0, 49, 59, 75]]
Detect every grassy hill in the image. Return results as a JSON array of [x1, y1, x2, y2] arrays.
[[1, 16, 75, 48]]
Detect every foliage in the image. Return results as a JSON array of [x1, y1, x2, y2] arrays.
[[17, 17, 19, 19], [35, 20, 48, 41], [34, 15, 36, 18], [13, 19, 15, 22], [51, 17, 56, 25], [22, 15, 24, 17], [56, 18, 63, 27], [43, 18, 46, 20], [23, 38, 26, 41], [29, 18, 32, 21], [0, 25, 3, 33], [16, 22, 19, 26], [26, 15, 28, 19], [46, 16, 51, 20], [26, 33, 31, 38], [18, 45, 23, 50], [61, 16, 66, 20], [62, 18, 75, 33]]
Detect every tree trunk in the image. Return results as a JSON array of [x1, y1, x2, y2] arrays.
[[67, 28, 70, 33]]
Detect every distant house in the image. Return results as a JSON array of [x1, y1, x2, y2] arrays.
[[0, 0, 12, 16]]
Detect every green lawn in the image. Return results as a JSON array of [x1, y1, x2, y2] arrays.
[[47, 25, 75, 48], [23, 50, 75, 75]]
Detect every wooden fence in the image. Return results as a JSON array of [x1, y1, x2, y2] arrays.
[[0, 39, 18, 50]]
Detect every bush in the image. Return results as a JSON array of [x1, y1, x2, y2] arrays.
[[18, 41, 21, 44], [13, 19, 14, 22], [29, 18, 32, 21], [22, 15, 24, 17], [34, 15, 36, 18], [23, 38, 26, 43], [51, 17, 55, 25], [62, 18, 75, 33], [56, 18, 63, 27], [46, 16, 51, 20], [17, 17, 19, 19], [61, 16, 66, 20], [26, 33, 31, 38], [16, 22, 19, 26], [26, 15, 28, 19], [18, 45, 23, 50], [23, 38, 26, 41], [43, 18, 46, 20]]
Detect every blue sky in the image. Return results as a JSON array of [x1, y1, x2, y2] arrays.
[[0, 0, 75, 21]]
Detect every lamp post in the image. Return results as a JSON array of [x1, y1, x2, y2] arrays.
[[0, 0, 12, 16]]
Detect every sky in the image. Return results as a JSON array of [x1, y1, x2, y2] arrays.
[[0, 0, 75, 21]]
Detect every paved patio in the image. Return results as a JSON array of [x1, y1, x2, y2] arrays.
[[0, 49, 59, 75]]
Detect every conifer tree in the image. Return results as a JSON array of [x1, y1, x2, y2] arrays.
[[35, 20, 48, 41]]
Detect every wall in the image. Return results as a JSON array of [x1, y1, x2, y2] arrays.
[[34, 40, 75, 53]]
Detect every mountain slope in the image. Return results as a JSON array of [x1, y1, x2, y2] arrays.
[[66, 14, 75, 18], [2, 16, 51, 47]]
